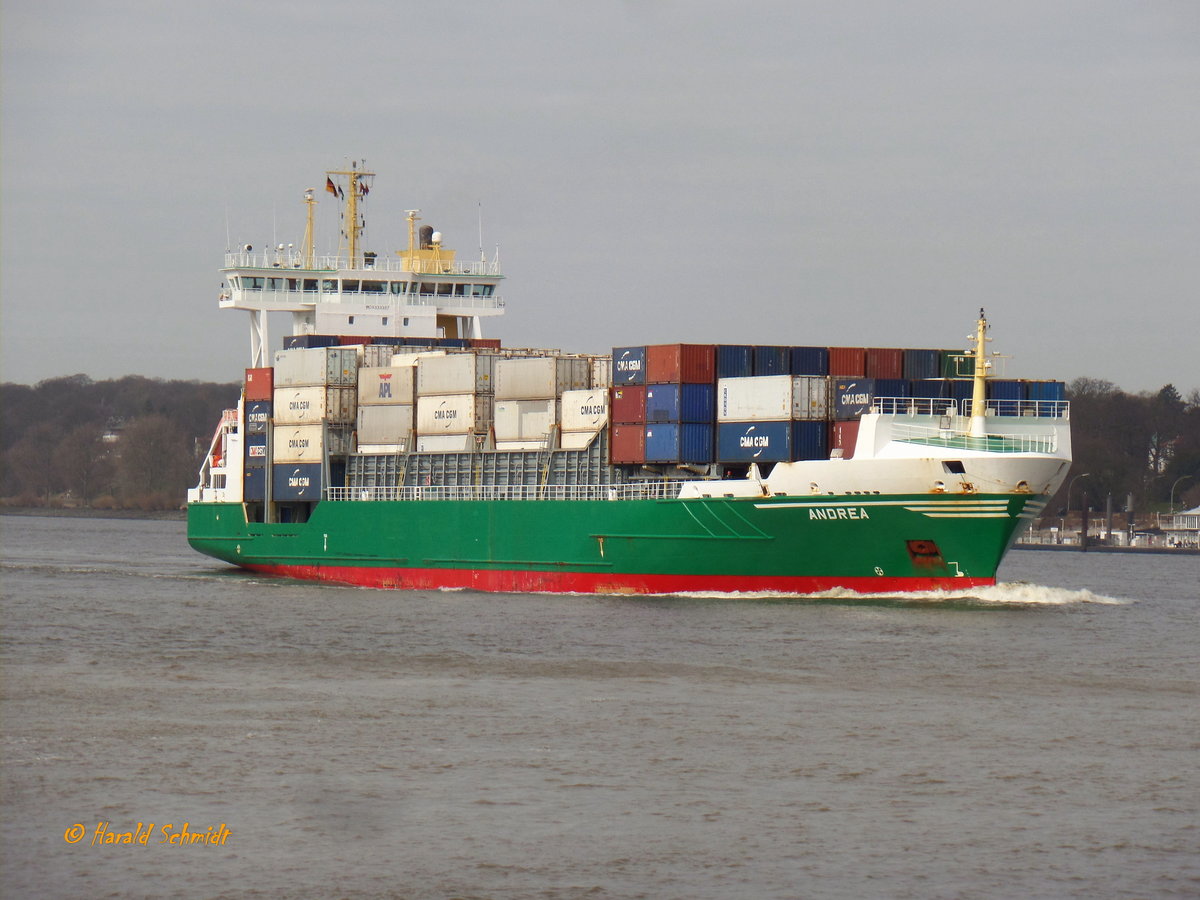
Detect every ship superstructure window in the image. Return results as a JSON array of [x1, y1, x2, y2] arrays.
[[244, 277, 263, 290], [362, 281, 385, 294], [267, 278, 283, 290], [342, 280, 360, 293], [322, 279, 337, 293], [390, 282, 406, 295], [303, 279, 319, 292]]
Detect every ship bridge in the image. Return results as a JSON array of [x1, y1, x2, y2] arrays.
[[219, 164, 505, 365]]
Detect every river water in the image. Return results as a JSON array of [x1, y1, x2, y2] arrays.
[[2, 514, 1197, 899]]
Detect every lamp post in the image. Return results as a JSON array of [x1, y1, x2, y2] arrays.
[[1065, 472, 1091, 546], [1169, 475, 1194, 515]]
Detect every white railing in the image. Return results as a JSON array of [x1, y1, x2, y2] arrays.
[[325, 482, 684, 503], [890, 422, 1059, 454], [870, 397, 1069, 420], [222, 251, 502, 277]]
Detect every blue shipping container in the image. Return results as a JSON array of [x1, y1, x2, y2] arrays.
[[948, 379, 974, 407], [245, 401, 271, 434], [789, 346, 830, 376], [272, 463, 323, 501], [987, 380, 1024, 416], [612, 346, 647, 385], [910, 378, 950, 399], [754, 346, 790, 376], [902, 349, 941, 380], [644, 423, 714, 463], [644, 383, 715, 423], [717, 421, 795, 463], [243, 466, 266, 501], [1025, 380, 1066, 417], [716, 345, 754, 379], [833, 378, 876, 420], [283, 334, 338, 349], [244, 433, 268, 465], [874, 378, 911, 398]]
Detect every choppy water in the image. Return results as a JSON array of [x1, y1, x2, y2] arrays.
[[2, 514, 1197, 899]]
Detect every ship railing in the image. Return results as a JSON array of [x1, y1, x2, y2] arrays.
[[871, 397, 1070, 419], [324, 482, 683, 503], [890, 422, 1060, 454], [222, 250, 502, 277]]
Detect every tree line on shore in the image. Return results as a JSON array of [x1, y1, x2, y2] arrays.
[[1, 374, 1198, 515]]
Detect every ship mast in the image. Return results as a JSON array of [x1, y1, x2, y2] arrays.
[[968, 308, 991, 437], [302, 188, 316, 269], [326, 161, 375, 267]]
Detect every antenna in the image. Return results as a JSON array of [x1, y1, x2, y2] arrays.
[[478, 201, 485, 262]]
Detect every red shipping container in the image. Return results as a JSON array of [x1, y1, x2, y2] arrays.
[[831, 419, 860, 460], [865, 347, 903, 379], [339, 335, 373, 345], [610, 385, 647, 423], [828, 347, 866, 377], [244, 367, 274, 402], [468, 338, 502, 349], [610, 424, 646, 464], [645, 343, 716, 384]]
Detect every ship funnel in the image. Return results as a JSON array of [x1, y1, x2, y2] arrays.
[[420, 225, 435, 249]]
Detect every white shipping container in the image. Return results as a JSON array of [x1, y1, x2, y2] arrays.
[[589, 356, 612, 389], [560, 389, 608, 432], [717, 376, 829, 422], [560, 431, 599, 449], [357, 442, 408, 454], [496, 439, 548, 451], [391, 350, 445, 367], [416, 433, 478, 452], [791, 375, 829, 421], [272, 346, 359, 387], [273, 386, 357, 424], [494, 399, 558, 441], [361, 344, 397, 368], [417, 352, 494, 396], [494, 356, 589, 400], [358, 366, 416, 406], [357, 404, 415, 444], [416, 393, 493, 434], [273, 424, 327, 463]]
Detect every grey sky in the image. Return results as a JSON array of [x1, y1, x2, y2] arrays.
[[3, 0, 1197, 393]]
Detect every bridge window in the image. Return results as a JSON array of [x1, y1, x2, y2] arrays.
[[362, 281, 385, 293], [390, 282, 406, 295], [303, 279, 319, 292], [322, 279, 337, 293], [267, 278, 283, 290], [342, 280, 360, 293]]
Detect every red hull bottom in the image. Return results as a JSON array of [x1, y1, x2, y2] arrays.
[[242, 563, 996, 596]]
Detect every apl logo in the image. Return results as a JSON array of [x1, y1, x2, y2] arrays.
[[378, 372, 392, 399]]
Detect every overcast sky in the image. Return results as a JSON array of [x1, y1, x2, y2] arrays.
[[3, 0, 1197, 393]]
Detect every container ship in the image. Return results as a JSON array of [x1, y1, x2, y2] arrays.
[[187, 164, 1073, 594]]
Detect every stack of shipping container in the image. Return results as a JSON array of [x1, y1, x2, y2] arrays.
[[414, 352, 496, 452], [493, 356, 590, 450]]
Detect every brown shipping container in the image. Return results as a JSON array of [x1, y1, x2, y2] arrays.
[[831, 419, 860, 460], [245, 367, 274, 402], [610, 424, 646, 464], [645, 343, 716, 384], [610, 385, 647, 423], [864, 348, 903, 380], [828, 347, 867, 377], [468, 338, 502, 349]]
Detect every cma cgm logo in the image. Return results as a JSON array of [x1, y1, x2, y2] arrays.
[[738, 425, 770, 458], [839, 382, 871, 406], [579, 404, 606, 416], [377, 372, 392, 399], [616, 353, 642, 373], [287, 471, 312, 488]]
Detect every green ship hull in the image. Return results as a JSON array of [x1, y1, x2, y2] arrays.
[[187, 491, 1040, 594]]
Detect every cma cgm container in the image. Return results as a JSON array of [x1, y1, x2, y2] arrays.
[[610, 424, 646, 464], [644, 423, 714, 464], [645, 383, 715, 423], [244, 367, 274, 402], [560, 390, 608, 432], [358, 366, 416, 406], [245, 401, 271, 433], [273, 346, 358, 386], [645, 343, 715, 384], [716, 421, 827, 463], [612, 346, 647, 385], [417, 352, 495, 396], [715, 345, 753, 379], [832, 379, 876, 420], [273, 386, 357, 424], [717, 376, 828, 422], [244, 432, 267, 465], [828, 347, 867, 377], [243, 465, 266, 501], [495, 356, 589, 400], [416, 393, 493, 435], [789, 346, 829, 376], [610, 385, 647, 424], [273, 425, 328, 463], [272, 463, 322, 501], [865, 348, 903, 380], [902, 349, 941, 381], [282, 334, 338, 350]]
